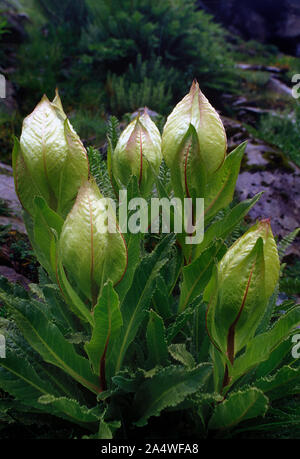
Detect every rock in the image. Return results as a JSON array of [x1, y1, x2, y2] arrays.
[[267, 77, 293, 97], [0, 216, 26, 233], [236, 142, 300, 256], [0, 162, 26, 233], [0, 79, 18, 114], [0, 162, 22, 217], [197, 0, 300, 56], [1, 3, 28, 44], [0, 265, 30, 289], [222, 116, 300, 256], [236, 64, 287, 74]]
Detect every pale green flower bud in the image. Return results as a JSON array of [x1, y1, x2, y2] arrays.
[[13, 91, 89, 217], [59, 180, 127, 305], [206, 219, 280, 363], [162, 80, 226, 199], [112, 110, 162, 196]]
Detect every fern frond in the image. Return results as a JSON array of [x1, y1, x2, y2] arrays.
[[278, 229, 300, 261], [87, 146, 115, 199], [106, 116, 120, 151], [280, 278, 300, 296]]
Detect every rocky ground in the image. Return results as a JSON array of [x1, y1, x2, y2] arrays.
[[223, 116, 300, 257]]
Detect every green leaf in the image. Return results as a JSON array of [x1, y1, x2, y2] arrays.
[[192, 301, 210, 363], [98, 419, 113, 439], [57, 260, 95, 327], [210, 345, 226, 393], [179, 240, 226, 312], [204, 142, 246, 220], [168, 344, 195, 369], [255, 340, 293, 380], [152, 275, 172, 319], [146, 310, 168, 367], [115, 232, 141, 303], [166, 307, 194, 344], [34, 196, 64, 236], [255, 365, 300, 400], [42, 285, 78, 335], [23, 210, 56, 283], [110, 234, 175, 376], [255, 287, 278, 335], [0, 351, 58, 407], [85, 282, 122, 377], [33, 196, 64, 278], [231, 306, 300, 384], [133, 363, 212, 427], [194, 193, 262, 259], [1, 322, 81, 401], [12, 137, 41, 215], [1, 293, 100, 394], [38, 394, 101, 424], [209, 388, 269, 430], [98, 418, 121, 439]]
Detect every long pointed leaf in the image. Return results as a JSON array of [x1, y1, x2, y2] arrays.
[[146, 310, 168, 367], [134, 363, 212, 427], [209, 388, 269, 430], [85, 282, 122, 378], [110, 234, 175, 376], [1, 293, 100, 394], [230, 306, 300, 384]]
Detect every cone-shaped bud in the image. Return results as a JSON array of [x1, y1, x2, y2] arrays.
[[59, 180, 127, 305], [205, 219, 280, 363], [112, 109, 162, 196], [162, 80, 226, 199], [14, 90, 89, 217]]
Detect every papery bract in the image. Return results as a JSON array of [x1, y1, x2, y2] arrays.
[[14, 91, 89, 217], [59, 180, 127, 305], [205, 219, 280, 363], [112, 109, 162, 196], [162, 80, 226, 199]]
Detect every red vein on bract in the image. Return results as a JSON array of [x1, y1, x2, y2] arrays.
[[221, 261, 256, 390], [113, 220, 128, 287], [99, 336, 109, 392], [226, 265, 254, 365], [99, 290, 113, 391], [184, 141, 192, 199], [87, 192, 96, 305], [139, 130, 143, 187]]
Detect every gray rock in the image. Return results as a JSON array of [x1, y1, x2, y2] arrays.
[[0, 161, 26, 233], [0, 265, 30, 289], [0, 162, 22, 217], [236, 151, 300, 256], [222, 116, 300, 256], [196, 0, 300, 56]]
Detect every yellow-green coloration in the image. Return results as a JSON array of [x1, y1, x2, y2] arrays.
[[205, 219, 280, 363], [14, 90, 89, 218], [112, 109, 162, 196], [162, 80, 226, 199], [59, 180, 127, 305]]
